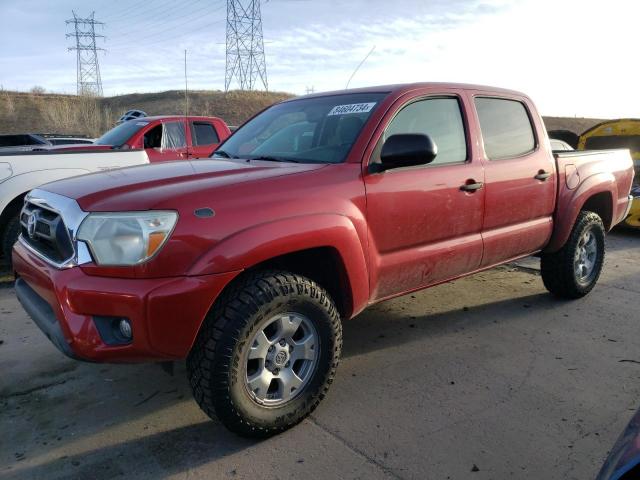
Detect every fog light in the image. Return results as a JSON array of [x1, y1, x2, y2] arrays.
[[119, 319, 132, 339]]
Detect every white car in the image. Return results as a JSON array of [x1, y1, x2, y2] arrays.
[[0, 149, 150, 263]]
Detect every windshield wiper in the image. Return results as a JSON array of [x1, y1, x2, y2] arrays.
[[249, 156, 301, 163]]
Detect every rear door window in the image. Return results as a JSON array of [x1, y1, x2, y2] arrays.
[[475, 98, 535, 160], [192, 122, 220, 146]]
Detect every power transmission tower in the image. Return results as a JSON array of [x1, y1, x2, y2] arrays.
[[305, 86, 315, 94], [66, 11, 105, 96], [224, 0, 268, 92]]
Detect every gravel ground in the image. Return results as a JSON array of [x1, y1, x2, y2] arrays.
[[0, 229, 638, 480]]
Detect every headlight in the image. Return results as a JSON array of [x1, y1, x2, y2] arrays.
[[77, 211, 178, 266]]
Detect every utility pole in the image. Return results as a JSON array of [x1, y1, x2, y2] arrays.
[[224, 0, 268, 92], [66, 11, 105, 96]]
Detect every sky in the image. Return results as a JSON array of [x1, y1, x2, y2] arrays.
[[0, 0, 639, 118]]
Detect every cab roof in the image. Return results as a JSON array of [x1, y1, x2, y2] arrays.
[[289, 82, 528, 101], [128, 115, 223, 122]]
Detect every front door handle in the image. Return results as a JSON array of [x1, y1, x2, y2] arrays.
[[535, 171, 551, 181], [460, 181, 484, 192]]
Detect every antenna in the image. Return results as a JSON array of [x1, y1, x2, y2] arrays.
[[346, 45, 376, 90], [66, 11, 105, 96], [184, 49, 189, 118], [224, 0, 268, 91]]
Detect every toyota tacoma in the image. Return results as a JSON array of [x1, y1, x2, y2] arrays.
[[12, 83, 635, 437]]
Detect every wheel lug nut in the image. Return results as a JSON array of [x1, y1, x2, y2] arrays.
[[273, 368, 279, 375], [285, 361, 290, 368], [269, 345, 275, 352], [279, 339, 286, 346]]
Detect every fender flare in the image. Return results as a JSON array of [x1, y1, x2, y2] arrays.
[[545, 172, 616, 253], [188, 213, 370, 317]]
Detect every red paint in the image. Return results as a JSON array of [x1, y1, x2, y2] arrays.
[[56, 116, 231, 162], [13, 83, 635, 363]]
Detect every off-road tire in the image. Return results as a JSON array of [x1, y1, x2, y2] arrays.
[[541, 211, 605, 299], [187, 270, 342, 437], [1, 212, 20, 267]]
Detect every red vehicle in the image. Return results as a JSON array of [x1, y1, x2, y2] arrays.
[[57, 115, 231, 161], [12, 83, 634, 437]]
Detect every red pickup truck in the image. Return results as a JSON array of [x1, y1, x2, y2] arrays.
[[12, 83, 634, 437], [57, 115, 231, 161]]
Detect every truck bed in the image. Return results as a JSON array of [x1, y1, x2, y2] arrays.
[[547, 148, 634, 251]]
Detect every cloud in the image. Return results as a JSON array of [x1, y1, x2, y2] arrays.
[[1, 0, 639, 117]]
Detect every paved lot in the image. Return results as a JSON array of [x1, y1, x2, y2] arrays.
[[1, 230, 639, 480]]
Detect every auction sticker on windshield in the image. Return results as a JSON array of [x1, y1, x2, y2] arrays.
[[328, 102, 377, 116]]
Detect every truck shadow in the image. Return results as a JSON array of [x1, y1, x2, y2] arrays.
[[5, 288, 562, 479], [342, 291, 556, 358], [5, 420, 254, 480]]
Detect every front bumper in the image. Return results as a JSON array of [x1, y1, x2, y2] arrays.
[[12, 241, 239, 362]]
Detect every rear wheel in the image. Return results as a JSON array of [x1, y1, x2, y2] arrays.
[[187, 270, 342, 437], [541, 211, 605, 299]]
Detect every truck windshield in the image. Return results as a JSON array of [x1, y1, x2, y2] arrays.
[[95, 120, 149, 146], [214, 93, 387, 163]]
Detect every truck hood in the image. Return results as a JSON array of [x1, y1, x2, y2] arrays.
[[42, 159, 327, 211]]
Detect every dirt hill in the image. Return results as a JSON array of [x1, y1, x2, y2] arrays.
[[542, 116, 606, 134], [0, 89, 606, 138], [0, 89, 292, 137]]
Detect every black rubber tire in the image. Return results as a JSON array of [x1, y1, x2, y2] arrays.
[[541, 211, 605, 299], [1, 212, 21, 267], [187, 270, 342, 437]]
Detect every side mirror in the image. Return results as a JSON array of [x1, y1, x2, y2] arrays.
[[374, 134, 437, 172]]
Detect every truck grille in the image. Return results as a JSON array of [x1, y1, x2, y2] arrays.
[[20, 201, 75, 264]]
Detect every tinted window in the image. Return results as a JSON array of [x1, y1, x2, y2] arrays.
[[378, 97, 467, 165], [0, 135, 45, 147], [0, 135, 23, 147], [95, 120, 148, 146], [192, 122, 219, 146], [475, 98, 535, 160]]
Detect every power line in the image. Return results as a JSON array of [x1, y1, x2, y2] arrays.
[[66, 11, 105, 96], [106, 0, 208, 36], [107, 1, 226, 49], [108, 17, 225, 51], [225, 0, 268, 91], [100, 0, 153, 23]]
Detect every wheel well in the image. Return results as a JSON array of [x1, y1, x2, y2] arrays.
[[244, 247, 354, 319], [0, 193, 26, 243], [581, 192, 613, 230]]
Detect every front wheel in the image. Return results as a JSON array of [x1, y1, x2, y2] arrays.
[[187, 270, 342, 437], [541, 211, 605, 299]]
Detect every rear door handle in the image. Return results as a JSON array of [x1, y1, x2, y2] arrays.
[[535, 171, 551, 181], [460, 181, 484, 192]]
